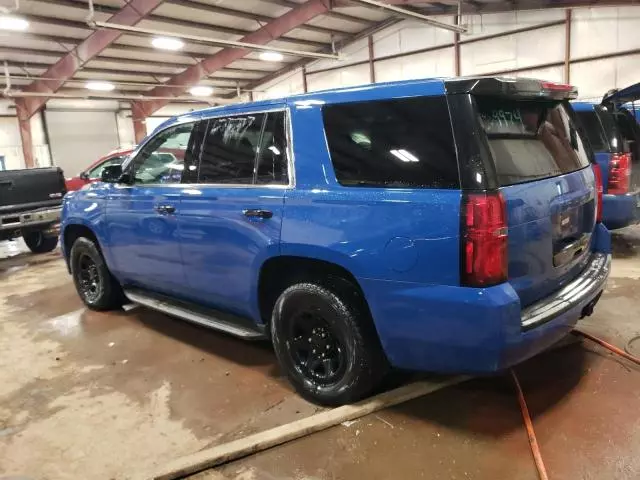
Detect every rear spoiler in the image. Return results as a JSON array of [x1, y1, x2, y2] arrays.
[[602, 82, 640, 106], [445, 77, 578, 100]]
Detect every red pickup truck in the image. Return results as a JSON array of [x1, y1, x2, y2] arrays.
[[65, 148, 133, 192]]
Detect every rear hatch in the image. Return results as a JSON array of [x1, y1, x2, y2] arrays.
[[602, 82, 640, 192], [447, 78, 596, 308], [0, 167, 67, 214]]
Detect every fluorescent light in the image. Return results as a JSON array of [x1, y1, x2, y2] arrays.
[[189, 85, 214, 97], [152, 36, 184, 51], [390, 149, 420, 163], [268, 145, 281, 156], [85, 81, 115, 91], [0, 15, 29, 31], [259, 51, 284, 62]]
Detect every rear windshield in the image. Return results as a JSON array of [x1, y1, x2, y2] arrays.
[[576, 110, 608, 151], [322, 96, 459, 189], [476, 97, 591, 186]]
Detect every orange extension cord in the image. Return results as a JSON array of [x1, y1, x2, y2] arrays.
[[511, 331, 640, 480], [510, 369, 549, 480]]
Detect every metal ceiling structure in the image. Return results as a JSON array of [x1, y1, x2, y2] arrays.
[[2, 0, 638, 165]]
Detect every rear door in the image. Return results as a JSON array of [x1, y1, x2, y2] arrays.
[[473, 96, 595, 307], [178, 109, 289, 319], [575, 106, 615, 189]]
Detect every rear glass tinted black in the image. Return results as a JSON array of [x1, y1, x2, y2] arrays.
[[322, 96, 459, 188], [475, 97, 591, 187], [576, 110, 608, 151]]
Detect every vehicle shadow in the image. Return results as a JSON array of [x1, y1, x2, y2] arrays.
[[383, 340, 590, 438], [124, 305, 280, 374], [610, 227, 640, 259]]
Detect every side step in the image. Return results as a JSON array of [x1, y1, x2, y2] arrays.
[[124, 288, 267, 340]]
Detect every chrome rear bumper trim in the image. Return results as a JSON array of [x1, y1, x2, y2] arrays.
[[521, 252, 610, 331]]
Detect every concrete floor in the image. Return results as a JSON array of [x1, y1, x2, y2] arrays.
[[0, 228, 639, 480]]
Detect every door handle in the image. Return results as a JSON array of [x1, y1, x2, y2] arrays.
[[243, 209, 273, 219], [155, 204, 176, 215]]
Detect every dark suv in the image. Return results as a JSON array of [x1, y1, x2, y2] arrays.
[[61, 77, 611, 405]]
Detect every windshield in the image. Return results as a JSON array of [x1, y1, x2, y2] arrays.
[[475, 97, 591, 186]]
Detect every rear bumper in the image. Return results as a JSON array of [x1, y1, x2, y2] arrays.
[[602, 192, 640, 230], [0, 206, 62, 233], [360, 251, 611, 374]]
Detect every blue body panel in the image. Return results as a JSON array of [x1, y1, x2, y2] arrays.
[[61, 77, 612, 376], [573, 101, 640, 229]]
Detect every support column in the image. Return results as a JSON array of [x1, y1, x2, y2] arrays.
[[454, 15, 461, 77], [564, 9, 572, 84], [15, 100, 35, 168], [302, 66, 308, 93], [132, 103, 147, 144], [368, 35, 376, 83]]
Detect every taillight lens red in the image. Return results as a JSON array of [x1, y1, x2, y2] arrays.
[[461, 192, 508, 287], [592, 163, 603, 223], [608, 152, 632, 194]]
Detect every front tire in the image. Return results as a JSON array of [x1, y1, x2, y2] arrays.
[[70, 237, 123, 311], [271, 282, 387, 406], [23, 231, 58, 253]]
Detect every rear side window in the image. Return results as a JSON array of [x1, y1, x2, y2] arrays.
[[576, 110, 608, 151], [322, 96, 459, 188], [475, 97, 591, 186]]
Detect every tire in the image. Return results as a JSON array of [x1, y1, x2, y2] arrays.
[[23, 231, 58, 253], [271, 282, 387, 406], [70, 237, 123, 311]]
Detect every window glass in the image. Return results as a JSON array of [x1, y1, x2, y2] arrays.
[[575, 111, 607, 152], [129, 122, 196, 184], [322, 96, 459, 188], [256, 112, 288, 185], [475, 97, 590, 186], [199, 114, 266, 184], [87, 155, 126, 178]]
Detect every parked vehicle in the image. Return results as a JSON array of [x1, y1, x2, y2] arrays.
[[65, 148, 132, 192], [573, 83, 640, 229], [61, 77, 611, 405], [1, 167, 66, 253]]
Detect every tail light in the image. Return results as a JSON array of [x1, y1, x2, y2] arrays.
[[461, 192, 508, 287], [608, 152, 632, 194], [592, 163, 603, 223]]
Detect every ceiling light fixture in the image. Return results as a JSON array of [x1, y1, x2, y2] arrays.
[[151, 36, 184, 51], [189, 85, 214, 97], [259, 51, 284, 62], [0, 15, 29, 31], [85, 81, 115, 91]]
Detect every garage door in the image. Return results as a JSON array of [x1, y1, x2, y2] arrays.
[[45, 110, 120, 178]]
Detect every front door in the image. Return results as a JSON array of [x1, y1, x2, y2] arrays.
[[105, 120, 205, 295], [179, 109, 289, 320]]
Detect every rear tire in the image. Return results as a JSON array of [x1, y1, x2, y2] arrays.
[[70, 237, 123, 311], [23, 231, 58, 253], [271, 282, 387, 406]]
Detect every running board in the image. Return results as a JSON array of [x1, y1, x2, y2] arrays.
[[124, 288, 267, 340]]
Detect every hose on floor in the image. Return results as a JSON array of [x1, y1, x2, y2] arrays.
[[510, 369, 549, 480], [573, 329, 640, 366]]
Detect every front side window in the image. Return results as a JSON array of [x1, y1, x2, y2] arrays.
[[87, 155, 126, 179], [129, 122, 197, 184], [322, 96, 459, 189]]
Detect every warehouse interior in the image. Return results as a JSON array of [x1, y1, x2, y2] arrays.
[[1, 0, 640, 479]]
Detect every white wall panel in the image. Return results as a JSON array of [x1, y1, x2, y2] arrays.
[[615, 53, 640, 93], [45, 110, 120, 177], [308, 36, 369, 73], [512, 66, 564, 83], [399, 23, 455, 52], [617, 7, 640, 51], [373, 57, 403, 83], [571, 59, 617, 100], [338, 63, 370, 87], [461, 35, 516, 75], [0, 117, 24, 170], [571, 7, 619, 59], [375, 47, 455, 82], [306, 69, 342, 92], [515, 25, 565, 66]]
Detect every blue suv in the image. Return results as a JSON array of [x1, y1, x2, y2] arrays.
[[573, 83, 640, 230], [61, 77, 611, 405]]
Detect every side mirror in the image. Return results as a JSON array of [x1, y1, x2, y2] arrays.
[[101, 164, 124, 183], [79, 171, 90, 180]]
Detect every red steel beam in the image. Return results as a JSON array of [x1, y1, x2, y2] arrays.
[[131, 0, 333, 119], [18, 0, 165, 120], [15, 102, 35, 168]]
